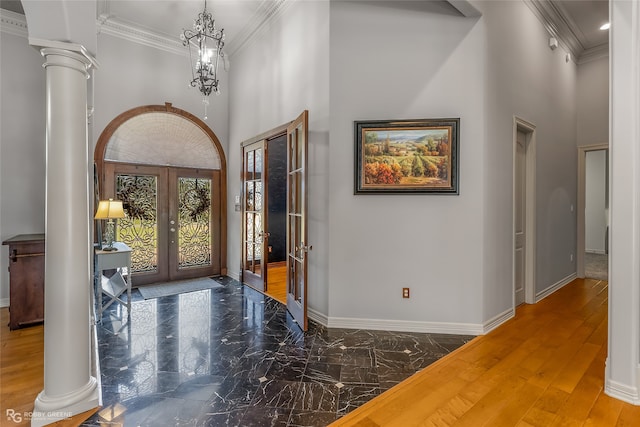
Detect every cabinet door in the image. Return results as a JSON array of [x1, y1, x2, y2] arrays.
[[8, 242, 45, 329]]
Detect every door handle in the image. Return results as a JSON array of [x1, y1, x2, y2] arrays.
[[170, 228, 176, 232]]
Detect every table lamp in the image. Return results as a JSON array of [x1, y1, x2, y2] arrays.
[[95, 198, 125, 251]]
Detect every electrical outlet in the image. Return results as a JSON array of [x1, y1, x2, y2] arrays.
[[402, 288, 410, 298]]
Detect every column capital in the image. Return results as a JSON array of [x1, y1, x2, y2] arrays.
[[31, 38, 99, 70]]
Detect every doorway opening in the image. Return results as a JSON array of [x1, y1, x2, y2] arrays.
[[241, 111, 310, 330], [577, 144, 609, 280], [513, 117, 536, 306], [94, 103, 227, 287]]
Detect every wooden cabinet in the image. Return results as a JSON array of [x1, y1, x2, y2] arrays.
[[2, 234, 45, 330]]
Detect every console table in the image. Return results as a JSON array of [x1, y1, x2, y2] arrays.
[[2, 234, 45, 330], [95, 241, 132, 320]]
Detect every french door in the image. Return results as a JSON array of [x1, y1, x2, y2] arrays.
[[241, 140, 268, 291], [286, 111, 309, 330], [240, 110, 309, 330], [104, 162, 221, 286]]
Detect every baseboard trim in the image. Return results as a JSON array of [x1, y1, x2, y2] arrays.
[[227, 271, 240, 281], [483, 308, 515, 334], [0, 298, 8, 308], [605, 378, 640, 405], [586, 249, 606, 255], [322, 315, 483, 336], [308, 307, 329, 327], [536, 273, 577, 303]]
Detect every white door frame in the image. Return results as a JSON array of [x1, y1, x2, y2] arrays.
[[513, 117, 537, 304], [577, 143, 609, 278]]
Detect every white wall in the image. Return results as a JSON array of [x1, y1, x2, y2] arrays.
[[577, 56, 609, 146], [227, 0, 330, 314], [92, 35, 229, 156], [0, 31, 47, 306], [329, 1, 485, 328], [0, 26, 230, 307], [585, 150, 607, 253], [481, 1, 578, 313]]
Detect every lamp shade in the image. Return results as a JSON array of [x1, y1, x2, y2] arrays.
[[94, 199, 125, 220]]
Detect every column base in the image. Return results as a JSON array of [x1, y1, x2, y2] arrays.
[[31, 377, 99, 427]]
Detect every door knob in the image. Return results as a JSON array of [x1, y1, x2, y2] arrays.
[[170, 228, 176, 232]]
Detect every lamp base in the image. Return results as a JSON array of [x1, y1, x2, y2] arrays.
[[102, 246, 118, 252]]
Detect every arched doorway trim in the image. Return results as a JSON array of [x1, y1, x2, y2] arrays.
[[94, 102, 227, 276]]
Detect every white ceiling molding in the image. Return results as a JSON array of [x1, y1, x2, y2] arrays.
[[578, 43, 609, 65], [524, 0, 584, 61], [225, 0, 291, 56], [95, 0, 292, 59], [97, 15, 187, 57], [0, 9, 28, 37]]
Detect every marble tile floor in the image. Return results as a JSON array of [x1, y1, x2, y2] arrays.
[[83, 276, 474, 427]]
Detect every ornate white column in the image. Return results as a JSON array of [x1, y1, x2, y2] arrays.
[[32, 43, 99, 427]]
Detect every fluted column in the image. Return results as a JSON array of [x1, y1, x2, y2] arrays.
[[32, 45, 99, 427]]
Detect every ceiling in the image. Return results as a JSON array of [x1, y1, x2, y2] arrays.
[[1, 0, 609, 60], [549, 0, 609, 52]]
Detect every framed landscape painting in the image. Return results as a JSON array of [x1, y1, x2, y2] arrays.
[[354, 118, 459, 194]]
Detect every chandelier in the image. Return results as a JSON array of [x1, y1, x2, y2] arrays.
[[180, 0, 225, 119]]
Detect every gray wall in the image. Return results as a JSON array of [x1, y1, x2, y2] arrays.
[[329, 1, 485, 326], [0, 1, 586, 333], [577, 56, 609, 146], [227, 0, 330, 315], [0, 25, 230, 306], [481, 1, 578, 313], [0, 31, 46, 305]]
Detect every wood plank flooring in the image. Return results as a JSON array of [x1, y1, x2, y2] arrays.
[[266, 263, 287, 304], [0, 309, 97, 427], [3, 278, 639, 427], [332, 278, 640, 427]]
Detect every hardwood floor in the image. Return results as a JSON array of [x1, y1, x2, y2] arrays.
[[0, 309, 97, 426], [266, 263, 287, 304], [3, 278, 639, 427], [332, 278, 640, 427]]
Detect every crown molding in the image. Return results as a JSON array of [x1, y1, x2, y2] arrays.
[[97, 15, 187, 57], [0, 9, 28, 37], [3, 0, 292, 59], [524, 0, 584, 60], [578, 43, 609, 65], [226, 0, 292, 56]]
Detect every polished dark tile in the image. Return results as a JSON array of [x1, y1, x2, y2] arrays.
[[84, 277, 473, 426]]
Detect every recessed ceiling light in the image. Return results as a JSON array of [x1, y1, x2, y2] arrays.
[[600, 22, 611, 30]]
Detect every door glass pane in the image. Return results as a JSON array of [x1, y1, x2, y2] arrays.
[[289, 173, 297, 215], [296, 259, 304, 303], [255, 149, 263, 180], [246, 181, 254, 211], [255, 181, 263, 211], [116, 174, 158, 273], [246, 151, 254, 180], [296, 126, 303, 170], [288, 259, 296, 296], [246, 212, 254, 253], [289, 132, 297, 172], [246, 242, 254, 265], [177, 177, 212, 269]]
